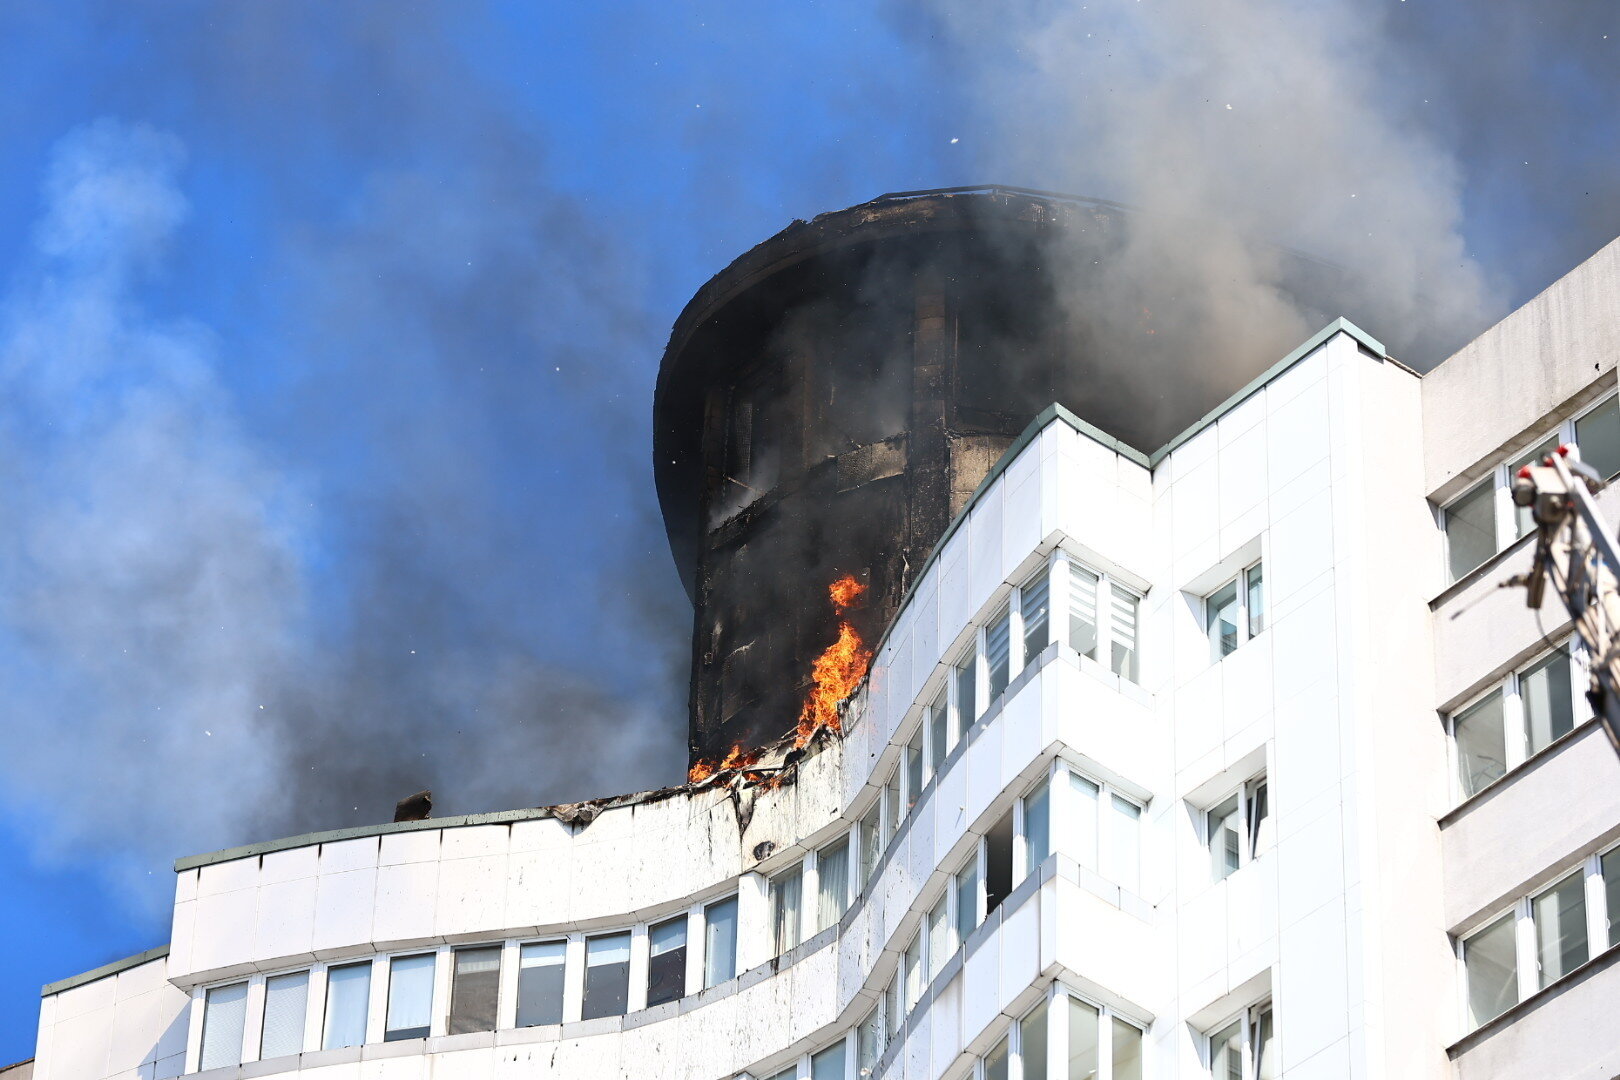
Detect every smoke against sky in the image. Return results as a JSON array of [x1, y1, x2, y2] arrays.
[[0, 0, 1618, 1058]]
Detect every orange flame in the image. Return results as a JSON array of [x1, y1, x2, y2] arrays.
[[794, 574, 872, 747], [687, 742, 758, 785]]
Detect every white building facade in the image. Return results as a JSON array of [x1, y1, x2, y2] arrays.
[[26, 237, 1620, 1080]]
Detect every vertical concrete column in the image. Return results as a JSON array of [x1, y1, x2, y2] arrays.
[[736, 871, 771, 973], [802, 849, 821, 942], [497, 941, 521, 1029], [240, 975, 265, 1062], [627, 924, 651, 1013], [364, 956, 387, 1045], [684, 904, 706, 996], [910, 271, 952, 576], [302, 963, 327, 1052], [1009, 583, 1027, 684], [562, 933, 587, 1023], [1046, 985, 1068, 1080], [1049, 552, 1072, 660], [184, 985, 205, 1071], [430, 944, 453, 1037]]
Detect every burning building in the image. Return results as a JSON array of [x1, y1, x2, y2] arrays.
[[20, 191, 1620, 1080]]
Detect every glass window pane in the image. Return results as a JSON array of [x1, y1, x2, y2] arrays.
[[1605, 849, 1620, 950], [647, 917, 688, 1008], [1246, 562, 1265, 636], [1210, 795, 1241, 882], [260, 971, 308, 1060], [1022, 567, 1051, 662], [1068, 562, 1099, 659], [385, 953, 435, 1041], [1246, 780, 1270, 859], [1109, 795, 1141, 890], [1465, 912, 1520, 1027], [1209, 1019, 1243, 1080], [772, 864, 804, 955], [199, 981, 248, 1069], [1576, 396, 1620, 479], [517, 941, 566, 1027], [582, 932, 631, 1020], [858, 1007, 883, 1077], [1521, 651, 1575, 754], [1446, 480, 1498, 582], [859, 804, 882, 886], [903, 934, 922, 1008], [930, 692, 949, 773], [1533, 871, 1589, 985], [1253, 1007, 1277, 1080], [449, 946, 500, 1035], [1454, 690, 1508, 797], [956, 860, 979, 943], [884, 771, 901, 845], [984, 1034, 1010, 1080], [1068, 998, 1099, 1080], [1512, 438, 1559, 538], [1111, 1018, 1143, 1080], [812, 1040, 847, 1080], [704, 897, 739, 988], [1072, 774, 1099, 871], [886, 975, 902, 1037], [1110, 586, 1140, 682], [1209, 580, 1240, 659], [1020, 999, 1049, 1080], [987, 610, 1012, 700], [906, 727, 925, 810], [818, 838, 851, 930], [323, 962, 372, 1050], [985, 809, 1015, 914], [1024, 780, 1051, 874], [956, 653, 977, 736], [928, 896, 949, 978]]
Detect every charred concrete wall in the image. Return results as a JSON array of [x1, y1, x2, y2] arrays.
[[654, 188, 1336, 764]]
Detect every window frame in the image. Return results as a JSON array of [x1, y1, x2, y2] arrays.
[[1204, 772, 1270, 883], [1206, 560, 1264, 661], [970, 983, 1148, 1080], [1445, 640, 1588, 804], [1440, 393, 1620, 583], [1203, 999, 1274, 1080], [1063, 758, 1146, 892]]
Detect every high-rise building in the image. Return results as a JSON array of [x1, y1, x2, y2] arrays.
[[21, 189, 1620, 1080]]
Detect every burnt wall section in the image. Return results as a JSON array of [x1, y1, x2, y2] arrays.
[[655, 187, 1341, 763]]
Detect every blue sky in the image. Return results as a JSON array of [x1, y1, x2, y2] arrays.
[[0, 0, 1615, 1062]]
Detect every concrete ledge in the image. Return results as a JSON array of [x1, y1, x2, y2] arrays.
[[41, 944, 168, 997]]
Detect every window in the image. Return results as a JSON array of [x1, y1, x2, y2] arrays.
[[1533, 871, 1588, 986], [1110, 585, 1141, 682], [449, 946, 500, 1035], [987, 608, 1012, 700], [857, 1006, 884, 1077], [322, 961, 371, 1049], [1605, 848, 1620, 951], [1071, 769, 1144, 890], [199, 981, 248, 1069], [1112, 1016, 1145, 1080], [1068, 561, 1100, 660], [384, 953, 435, 1041], [955, 649, 978, 737], [955, 858, 980, 943], [1448, 645, 1586, 800], [1441, 396, 1620, 583], [927, 894, 950, 979], [885, 974, 902, 1038], [811, 1039, 847, 1080], [1022, 565, 1051, 661], [984, 807, 1015, 916], [903, 932, 923, 1010], [984, 1033, 1010, 1080], [1207, 1002, 1274, 1080], [1060, 989, 1143, 1080], [516, 941, 566, 1027], [906, 725, 925, 811], [1069, 998, 1099, 1080], [928, 690, 949, 774], [772, 863, 804, 955], [883, 770, 901, 846], [703, 896, 739, 988], [1020, 998, 1049, 1080], [1208, 562, 1264, 660], [1024, 778, 1051, 875], [1443, 479, 1497, 582], [1207, 775, 1269, 882], [582, 932, 631, 1020], [1463, 912, 1519, 1027], [260, 971, 308, 1060], [859, 802, 882, 885], [647, 916, 688, 1008], [817, 837, 851, 930]]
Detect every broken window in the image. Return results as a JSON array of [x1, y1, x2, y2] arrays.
[[384, 953, 435, 1041], [516, 940, 566, 1027], [199, 981, 248, 1069], [857, 1006, 884, 1076], [449, 946, 500, 1035], [582, 932, 631, 1020], [646, 916, 688, 1008], [984, 808, 1015, 917], [703, 896, 739, 988]]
